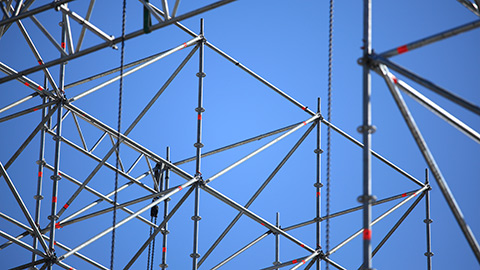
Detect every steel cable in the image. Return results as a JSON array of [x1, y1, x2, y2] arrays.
[[326, 0, 334, 268], [111, 0, 126, 269]]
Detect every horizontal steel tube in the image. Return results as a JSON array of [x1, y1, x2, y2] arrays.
[[0, 0, 74, 27], [43, 163, 157, 228], [392, 73, 480, 143], [58, 186, 179, 228], [174, 121, 303, 165], [328, 186, 428, 255], [380, 20, 480, 58], [373, 55, 480, 116], [0, 100, 56, 123], [259, 256, 309, 270], [206, 114, 320, 183], [201, 184, 315, 253], [0, 0, 236, 85], [0, 229, 46, 258], [211, 232, 272, 270], [0, 92, 39, 114], [58, 177, 198, 260]]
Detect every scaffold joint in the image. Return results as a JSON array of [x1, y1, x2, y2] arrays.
[[191, 215, 202, 221], [357, 194, 377, 203], [357, 125, 376, 134], [313, 182, 323, 188], [190, 252, 201, 258], [36, 159, 46, 166], [48, 214, 59, 221], [424, 218, 433, 224], [195, 107, 205, 113], [424, 251, 434, 257], [194, 142, 204, 148], [314, 148, 324, 154]]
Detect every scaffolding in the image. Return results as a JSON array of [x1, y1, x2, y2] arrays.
[[0, 1, 479, 269]]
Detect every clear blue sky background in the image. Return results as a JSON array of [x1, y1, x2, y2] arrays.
[[0, 0, 479, 269]]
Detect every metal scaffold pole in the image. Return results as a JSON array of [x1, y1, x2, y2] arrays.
[[192, 18, 205, 270], [160, 147, 170, 269], [47, 10, 67, 269], [424, 170, 433, 270], [315, 97, 322, 270], [361, 0, 373, 269], [31, 76, 48, 267]]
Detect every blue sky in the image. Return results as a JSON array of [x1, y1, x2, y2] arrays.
[[0, 0, 479, 269]]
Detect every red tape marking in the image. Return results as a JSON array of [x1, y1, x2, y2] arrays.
[[316, 191, 321, 197], [302, 260, 306, 264], [64, 203, 69, 209], [24, 82, 30, 86], [363, 228, 372, 240], [55, 222, 62, 229], [302, 106, 306, 111], [300, 244, 304, 247], [61, 42, 66, 49], [33, 108, 38, 112], [198, 114, 202, 120], [303, 121, 307, 125], [397, 45, 408, 54], [178, 186, 183, 191], [52, 196, 57, 203], [163, 247, 166, 252], [183, 42, 187, 48], [37, 86, 43, 91], [38, 60, 42, 65], [401, 193, 407, 197], [38, 172, 43, 177], [292, 259, 298, 264], [260, 223, 265, 226], [391, 74, 398, 84]]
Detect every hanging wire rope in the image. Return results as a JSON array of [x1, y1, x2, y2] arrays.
[[150, 214, 158, 269], [111, 0, 126, 269], [146, 212, 158, 270], [146, 215, 154, 270], [326, 0, 334, 268]]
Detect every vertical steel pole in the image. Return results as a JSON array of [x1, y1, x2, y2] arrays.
[[274, 212, 280, 269], [160, 147, 170, 269], [315, 98, 322, 270], [361, 0, 373, 269], [192, 18, 205, 270], [31, 76, 48, 266], [48, 13, 67, 269], [424, 168, 433, 270]]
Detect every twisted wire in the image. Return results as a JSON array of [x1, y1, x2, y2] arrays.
[[110, 0, 126, 269], [147, 216, 154, 270], [326, 0, 334, 268], [150, 216, 158, 269]]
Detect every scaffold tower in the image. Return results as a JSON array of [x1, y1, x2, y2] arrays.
[[0, 1, 479, 269]]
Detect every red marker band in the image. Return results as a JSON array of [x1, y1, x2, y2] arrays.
[[397, 45, 408, 54]]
